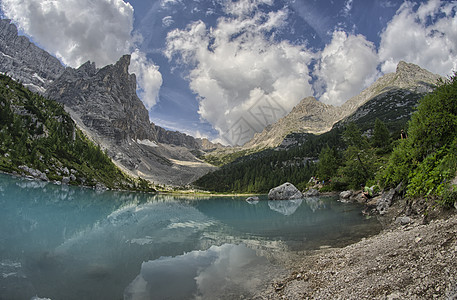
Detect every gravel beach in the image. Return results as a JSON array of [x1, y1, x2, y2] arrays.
[[257, 200, 457, 299]]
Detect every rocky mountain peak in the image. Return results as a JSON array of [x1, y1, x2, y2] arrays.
[[240, 61, 444, 150], [0, 19, 64, 93], [394, 60, 441, 92], [46, 55, 153, 143]]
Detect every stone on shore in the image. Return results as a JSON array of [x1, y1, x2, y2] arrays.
[[268, 182, 303, 200], [304, 188, 320, 197], [340, 190, 353, 200]]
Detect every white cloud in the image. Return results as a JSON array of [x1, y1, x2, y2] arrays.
[[162, 16, 175, 27], [314, 31, 379, 106], [1, 0, 163, 110], [379, 0, 457, 76], [129, 50, 163, 110], [222, 0, 274, 17], [165, 6, 314, 145], [343, 0, 353, 16]]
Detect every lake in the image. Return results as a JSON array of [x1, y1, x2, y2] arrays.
[[0, 173, 381, 300]]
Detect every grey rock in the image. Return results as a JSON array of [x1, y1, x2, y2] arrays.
[[395, 216, 412, 225], [376, 188, 396, 215], [268, 182, 303, 200], [61, 177, 70, 185], [18, 165, 48, 181], [304, 188, 320, 197], [95, 183, 107, 191], [340, 190, 353, 199], [154, 125, 220, 150], [0, 19, 64, 93], [62, 167, 70, 176]]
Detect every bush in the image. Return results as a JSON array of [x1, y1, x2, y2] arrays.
[[382, 73, 457, 202]]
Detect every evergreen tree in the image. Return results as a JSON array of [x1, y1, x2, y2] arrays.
[[317, 145, 339, 181], [372, 118, 391, 152]]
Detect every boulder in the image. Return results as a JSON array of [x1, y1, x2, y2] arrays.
[[268, 182, 303, 200], [395, 216, 411, 225], [376, 188, 396, 215], [61, 177, 70, 185], [340, 190, 353, 200], [304, 188, 320, 197]]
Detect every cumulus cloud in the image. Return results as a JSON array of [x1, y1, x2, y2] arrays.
[[165, 6, 314, 145], [379, 0, 457, 76], [129, 50, 163, 109], [314, 31, 379, 106], [1, 0, 162, 109]]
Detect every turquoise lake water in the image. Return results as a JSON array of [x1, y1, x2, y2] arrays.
[[0, 173, 381, 300]]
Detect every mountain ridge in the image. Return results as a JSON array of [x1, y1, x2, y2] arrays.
[[240, 61, 443, 150]]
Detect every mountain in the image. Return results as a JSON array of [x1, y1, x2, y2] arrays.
[[241, 61, 443, 150], [0, 73, 152, 191], [0, 19, 64, 94], [0, 19, 216, 186], [45, 55, 216, 185]]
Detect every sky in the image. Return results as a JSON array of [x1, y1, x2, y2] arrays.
[[1, 0, 456, 145]]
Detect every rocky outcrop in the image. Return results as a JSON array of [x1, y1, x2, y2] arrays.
[[0, 19, 64, 93], [268, 182, 303, 200]]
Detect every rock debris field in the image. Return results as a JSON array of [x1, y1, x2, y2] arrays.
[[258, 207, 457, 299]]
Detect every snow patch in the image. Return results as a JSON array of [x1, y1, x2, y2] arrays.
[[136, 139, 158, 147]]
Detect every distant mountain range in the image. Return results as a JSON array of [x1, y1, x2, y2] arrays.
[[0, 18, 444, 186]]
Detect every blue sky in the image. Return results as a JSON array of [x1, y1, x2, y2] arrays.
[[1, 0, 456, 144]]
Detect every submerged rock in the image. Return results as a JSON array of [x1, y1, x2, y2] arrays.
[[268, 182, 303, 200], [246, 196, 259, 204]]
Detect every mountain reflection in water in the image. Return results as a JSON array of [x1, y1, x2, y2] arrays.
[[0, 173, 381, 300]]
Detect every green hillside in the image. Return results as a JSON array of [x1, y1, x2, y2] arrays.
[[193, 86, 431, 194], [0, 74, 154, 192]]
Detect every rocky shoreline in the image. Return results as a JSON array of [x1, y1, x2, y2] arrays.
[[256, 197, 457, 299]]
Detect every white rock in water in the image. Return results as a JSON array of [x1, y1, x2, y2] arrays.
[[268, 182, 303, 200]]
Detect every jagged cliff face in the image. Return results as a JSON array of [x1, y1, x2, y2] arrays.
[[242, 61, 443, 150], [0, 20, 64, 93], [45, 55, 216, 185], [154, 125, 224, 151], [46, 55, 153, 144]]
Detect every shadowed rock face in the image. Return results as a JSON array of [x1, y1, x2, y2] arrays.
[[46, 55, 153, 145], [44, 55, 216, 185], [0, 19, 64, 93]]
